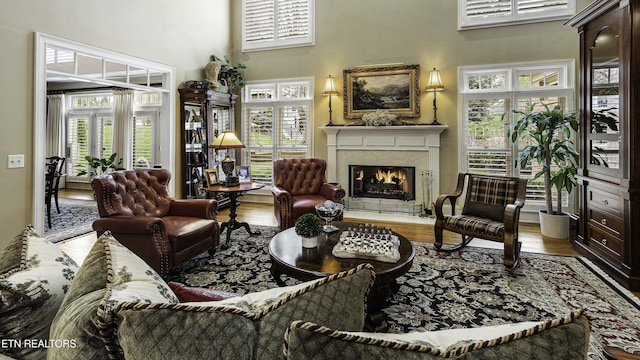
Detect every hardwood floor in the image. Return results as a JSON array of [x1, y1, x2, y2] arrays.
[[57, 189, 640, 299]]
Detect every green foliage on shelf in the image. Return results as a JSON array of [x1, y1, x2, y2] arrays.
[[211, 54, 246, 94]]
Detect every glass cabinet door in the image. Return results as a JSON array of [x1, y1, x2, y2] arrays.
[[588, 26, 621, 176], [184, 101, 207, 198]]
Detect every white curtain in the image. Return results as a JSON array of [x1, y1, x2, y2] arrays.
[[46, 94, 65, 158], [112, 89, 134, 169]]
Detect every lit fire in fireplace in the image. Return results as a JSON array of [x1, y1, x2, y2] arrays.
[[375, 169, 405, 184], [349, 165, 415, 201]]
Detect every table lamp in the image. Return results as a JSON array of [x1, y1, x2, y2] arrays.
[[425, 67, 444, 125], [209, 131, 245, 186], [322, 74, 339, 126]]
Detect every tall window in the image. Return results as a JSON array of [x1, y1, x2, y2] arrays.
[[67, 92, 161, 180], [459, 60, 574, 208], [458, 0, 575, 30], [241, 78, 313, 184], [243, 0, 315, 51]]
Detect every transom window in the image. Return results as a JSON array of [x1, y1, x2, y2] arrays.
[[458, 0, 576, 30], [241, 78, 313, 184], [242, 0, 315, 51], [459, 60, 575, 209]]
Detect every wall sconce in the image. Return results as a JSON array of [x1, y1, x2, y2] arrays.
[[209, 131, 245, 186], [322, 74, 339, 126], [425, 67, 444, 125]]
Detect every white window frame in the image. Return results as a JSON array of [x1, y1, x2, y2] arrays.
[[458, 60, 575, 215], [65, 91, 162, 183], [242, 0, 315, 52], [242, 77, 314, 186], [458, 0, 576, 30]]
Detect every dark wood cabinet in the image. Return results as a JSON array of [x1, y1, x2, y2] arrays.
[[179, 86, 236, 208], [567, 0, 640, 291]]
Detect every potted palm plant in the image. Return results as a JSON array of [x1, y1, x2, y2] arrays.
[[295, 213, 324, 248], [510, 103, 579, 239]]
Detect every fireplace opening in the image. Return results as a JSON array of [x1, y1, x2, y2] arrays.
[[349, 165, 415, 201]]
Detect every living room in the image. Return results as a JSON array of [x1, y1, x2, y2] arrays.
[[0, 0, 591, 242], [2, 0, 640, 359]]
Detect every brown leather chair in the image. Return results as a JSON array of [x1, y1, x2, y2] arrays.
[[434, 173, 527, 269], [272, 158, 346, 231], [91, 168, 219, 276]]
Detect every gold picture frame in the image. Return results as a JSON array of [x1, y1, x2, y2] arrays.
[[343, 64, 420, 119], [205, 168, 219, 187]]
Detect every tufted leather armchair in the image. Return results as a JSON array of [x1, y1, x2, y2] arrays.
[[272, 158, 346, 231], [91, 169, 219, 276]]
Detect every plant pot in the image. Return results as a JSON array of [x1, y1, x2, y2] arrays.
[[301, 236, 318, 248], [538, 210, 570, 240]]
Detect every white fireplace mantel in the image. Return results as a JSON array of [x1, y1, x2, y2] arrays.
[[320, 125, 448, 197]]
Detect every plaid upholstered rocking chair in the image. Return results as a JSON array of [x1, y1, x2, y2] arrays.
[[434, 173, 527, 268]]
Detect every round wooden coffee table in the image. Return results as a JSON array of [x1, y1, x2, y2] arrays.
[[269, 222, 415, 319]]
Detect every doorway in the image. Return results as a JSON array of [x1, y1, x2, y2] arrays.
[[34, 33, 176, 234]]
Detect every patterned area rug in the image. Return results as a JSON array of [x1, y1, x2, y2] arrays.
[[44, 198, 98, 243], [166, 225, 640, 359]]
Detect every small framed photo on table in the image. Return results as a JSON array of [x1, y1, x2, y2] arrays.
[[237, 166, 251, 183], [205, 168, 219, 187]]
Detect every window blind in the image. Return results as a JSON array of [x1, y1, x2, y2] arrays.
[[459, 0, 574, 29], [242, 78, 313, 185], [243, 0, 314, 51]]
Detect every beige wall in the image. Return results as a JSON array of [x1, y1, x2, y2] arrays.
[[230, 0, 590, 191], [0, 0, 231, 246], [0, 0, 593, 246]]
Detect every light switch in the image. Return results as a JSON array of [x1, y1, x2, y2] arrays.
[[8, 154, 25, 169]]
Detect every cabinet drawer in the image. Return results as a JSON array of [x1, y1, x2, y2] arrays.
[[588, 225, 623, 261], [588, 208, 623, 237], [588, 187, 622, 216]]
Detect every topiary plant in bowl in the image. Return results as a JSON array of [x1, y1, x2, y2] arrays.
[[295, 213, 324, 244]]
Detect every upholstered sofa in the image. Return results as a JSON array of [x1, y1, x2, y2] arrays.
[[1, 227, 593, 360]]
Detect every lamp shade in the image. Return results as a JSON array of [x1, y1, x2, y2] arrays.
[[209, 131, 245, 149], [425, 68, 444, 92], [322, 75, 339, 96]]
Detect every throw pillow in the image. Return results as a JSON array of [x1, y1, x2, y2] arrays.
[[48, 231, 178, 360], [168, 281, 239, 302], [0, 225, 78, 360], [114, 263, 375, 360], [283, 309, 590, 360]]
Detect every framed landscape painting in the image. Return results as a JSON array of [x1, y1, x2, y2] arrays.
[[343, 64, 420, 119]]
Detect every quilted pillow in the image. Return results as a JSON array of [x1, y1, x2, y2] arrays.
[[114, 263, 375, 360], [48, 231, 178, 360], [283, 309, 590, 360], [0, 225, 78, 360]]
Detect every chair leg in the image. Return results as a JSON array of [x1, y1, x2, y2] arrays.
[[434, 224, 444, 249], [504, 240, 521, 269], [208, 247, 216, 256], [434, 233, 474, 253], [46, 202, 52, 229], [54, 192, 60, 213]]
